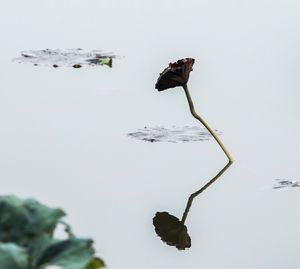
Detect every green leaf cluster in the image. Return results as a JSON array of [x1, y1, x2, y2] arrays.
[[0, 195, 105, 269]]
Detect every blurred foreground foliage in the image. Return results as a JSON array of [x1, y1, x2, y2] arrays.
[[0, 195, 105, 269]]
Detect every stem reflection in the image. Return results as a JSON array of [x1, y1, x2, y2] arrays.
[[153, 161, 233, 250], [181, 161, 232, 224]]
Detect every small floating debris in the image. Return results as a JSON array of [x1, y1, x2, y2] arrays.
[[14, 48, 116, 68], [273, 179, 300, 189], [86, 57, 113, 67], [127, 126, 222, 143], [73, 64, 82, 68]]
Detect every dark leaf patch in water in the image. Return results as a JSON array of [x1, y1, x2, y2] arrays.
[[127, 126, 222, 143], [14, 48, 116, 68], [273, 179, 300, 189], [153, 212, 191, 250]]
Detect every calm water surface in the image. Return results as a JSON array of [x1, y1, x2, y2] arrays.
[[0, 0, 300, 268]]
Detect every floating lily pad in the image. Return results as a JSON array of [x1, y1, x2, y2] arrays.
[[14, 49, 116, 68], [273, 179, 300, 189], [127, 126, 222, 143]]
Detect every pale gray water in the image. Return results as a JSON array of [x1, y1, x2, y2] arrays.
[[0, 0, 300, 268]]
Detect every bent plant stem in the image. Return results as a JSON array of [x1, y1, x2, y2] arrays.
[[182, 84, 234, 163], [181, 161, 232, 224]]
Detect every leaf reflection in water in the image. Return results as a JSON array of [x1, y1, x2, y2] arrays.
[[153, 212, 191, 250], [153, 161, 232, 250]]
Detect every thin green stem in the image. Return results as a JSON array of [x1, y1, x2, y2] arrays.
[[182, 84, 234, 163], [181, 161, 232, 224]]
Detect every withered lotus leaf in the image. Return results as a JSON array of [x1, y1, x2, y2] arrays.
[[155, 58, 195, 91]]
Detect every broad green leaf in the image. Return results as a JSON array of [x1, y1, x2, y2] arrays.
[[30, 236, 104, 269], [0, 195, 65, 246], [0, 196, 105, 269], [0, 243, 28, 269], [28, 235, 58, 267]]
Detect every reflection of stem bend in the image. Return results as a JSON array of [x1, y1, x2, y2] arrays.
[[181, 161, 232, 224], [183, 84, 234, 163]]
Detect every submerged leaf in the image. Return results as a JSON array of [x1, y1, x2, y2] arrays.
[[128, 126, 222, 143], [14, 49, 115, 68], [0, 243, 28, 269], [273, 179, 300, 189]]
